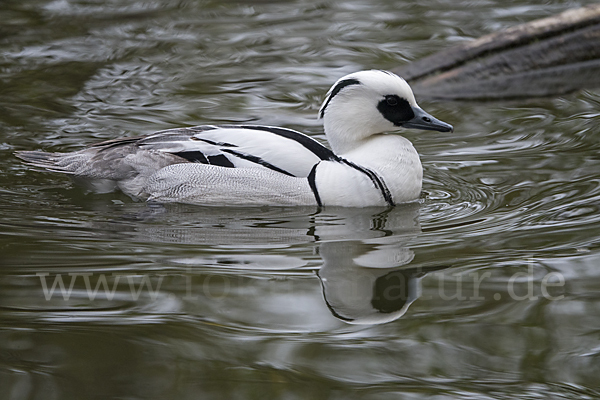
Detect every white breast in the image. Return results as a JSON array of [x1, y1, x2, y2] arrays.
[[313, 161, 390, 207], [341, 135, 423, 204]]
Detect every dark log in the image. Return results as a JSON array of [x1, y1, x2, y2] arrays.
[[395, 4, 600, 100]]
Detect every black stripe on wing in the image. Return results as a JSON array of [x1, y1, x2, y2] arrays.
[[235, 125, 338, 162], [173, 148, 294, 176], [173, 151, 235, 168], [190, 136, 238, 147], [307, 164, 322, 207], [221, 149, 294, 176]]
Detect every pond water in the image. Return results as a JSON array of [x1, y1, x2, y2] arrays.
[[2, 0, 600, 398]]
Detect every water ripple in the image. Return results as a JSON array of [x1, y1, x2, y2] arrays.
[[2, 0, 600, 398]]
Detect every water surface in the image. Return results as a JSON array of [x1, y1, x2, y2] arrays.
[[2, 0, 600, 398]]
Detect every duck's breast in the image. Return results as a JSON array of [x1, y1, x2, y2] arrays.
[[312, 160, 392, 207], [329, 135, 423, 205]]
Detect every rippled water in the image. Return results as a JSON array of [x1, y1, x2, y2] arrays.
[[2, 0, 600, 398]]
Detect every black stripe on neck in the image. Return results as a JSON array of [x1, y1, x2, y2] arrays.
[[340, 159, 395, 207]]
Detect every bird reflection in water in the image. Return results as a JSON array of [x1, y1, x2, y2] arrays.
[[315, 206, 449, 324], [60, 202, 449, 326], [318, 241, 448, 324]]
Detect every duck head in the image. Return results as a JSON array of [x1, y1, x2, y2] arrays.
[[319, 70, 453, 154]]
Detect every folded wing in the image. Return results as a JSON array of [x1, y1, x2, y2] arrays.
[[138, 125, 337, 177]]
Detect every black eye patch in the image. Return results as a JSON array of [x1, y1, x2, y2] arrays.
[[377, 95, 414, 126]]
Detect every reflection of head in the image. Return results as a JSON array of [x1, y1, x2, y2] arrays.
[[318, 239, 449, 325], [319, 263, 421, 325]]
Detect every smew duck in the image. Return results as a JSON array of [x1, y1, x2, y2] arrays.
[[16, 70, 453, 207]]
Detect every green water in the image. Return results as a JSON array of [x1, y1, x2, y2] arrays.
[[2, 0, 600, 398]]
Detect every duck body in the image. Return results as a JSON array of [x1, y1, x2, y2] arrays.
[[16, 70, 452, 207]]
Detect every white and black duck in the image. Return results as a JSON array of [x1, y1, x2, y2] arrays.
[[16, 70, 453, 207]]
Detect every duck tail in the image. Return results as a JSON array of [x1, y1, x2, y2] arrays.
[[14, 150, 87, 174]]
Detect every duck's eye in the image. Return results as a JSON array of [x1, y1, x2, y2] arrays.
[[377, 94, 415, 125]]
